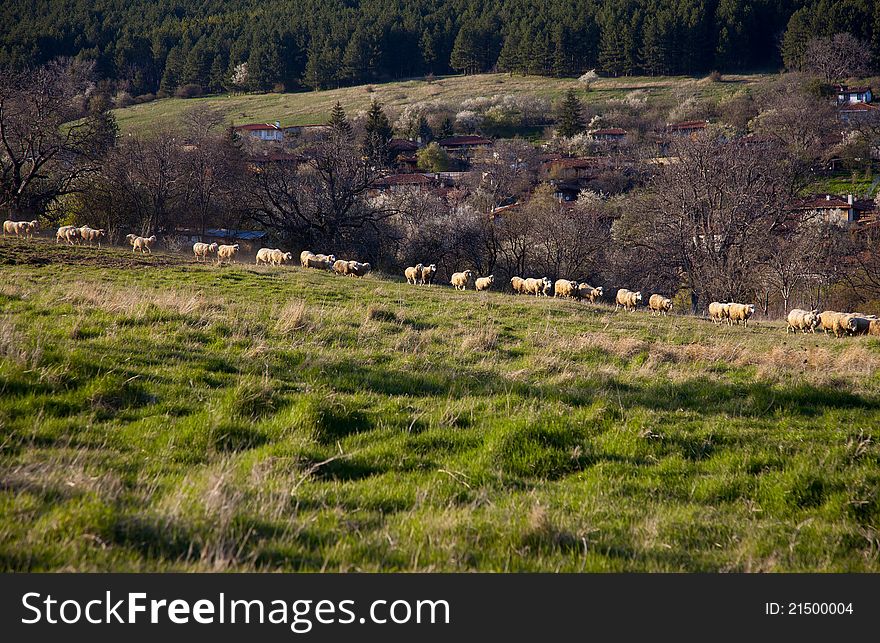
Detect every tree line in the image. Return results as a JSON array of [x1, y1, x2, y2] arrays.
[[4, 1, 878, 97]]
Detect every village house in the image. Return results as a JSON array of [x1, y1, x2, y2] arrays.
[[438, 135, 493, 164], [838, 100, 879, 123], [232, 122, 284, 142], [388, 138, 420, 172], [666, 120, 709, 136], [835, 85, 873, 105], [590, 127, 627, 142], [789, 194, 875, 226]]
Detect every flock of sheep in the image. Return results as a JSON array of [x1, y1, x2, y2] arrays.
[[5, 223, 880, 337], [3, 219, 40, 238]]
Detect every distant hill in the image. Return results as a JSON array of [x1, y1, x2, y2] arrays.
[[110, 72, 765, 135]]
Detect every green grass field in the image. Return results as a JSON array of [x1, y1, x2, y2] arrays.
[[111, 73, 764, 134], [1, 238, 879, 571]]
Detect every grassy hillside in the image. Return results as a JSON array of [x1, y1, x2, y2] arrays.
[[1, 238, 879, 572], [111, 73, 765, 134]]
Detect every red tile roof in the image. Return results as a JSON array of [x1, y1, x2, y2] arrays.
[[790, 195, 852, 210], [389, 138, 419, 152], [839, 102, 879, 112]]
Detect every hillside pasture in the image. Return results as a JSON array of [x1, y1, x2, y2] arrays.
[[0, 238, 879, 571]]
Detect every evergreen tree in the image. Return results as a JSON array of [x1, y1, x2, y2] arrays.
[[497, 29, 523, 74], [248, 37, 282, 91], [450, 25, 483, 75], [327, 101, 352, 138], [556, 88, 585, 138], [420, 29, 438, 72], [343, 27, 373, 84], [363, 100, 393, 167], [437, 115, 454, 140], [159, 45, 185, 94], [781, 7, 815, 71], [182, 38, 211, 88], [208, 54, 226, 94]]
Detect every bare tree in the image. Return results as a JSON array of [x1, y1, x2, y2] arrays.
[[804, 34, 873, 83], [616, 134, 801, 311], [0, 63, 115, 218]]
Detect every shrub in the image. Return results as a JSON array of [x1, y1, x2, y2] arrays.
[[174, 84, 204, 99]]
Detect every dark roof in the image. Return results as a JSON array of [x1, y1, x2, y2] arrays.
[[205, 228, 268, 240], [248, 152, 301, 163], [543, 157, 607, 170], [790, 195, 852, 210], [234, 123, 280, 131], [438, 135, 493, 148], [836, 85, 872, 94], [389, 138, 419, 152]]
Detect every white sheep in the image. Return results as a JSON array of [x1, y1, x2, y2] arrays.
[[615, 288, 642, 311], [450, 270, 474, 290], [216, 243, 239, 264], [786, 309, 820, 334], [130, 235, 157, 254], [420, 264, 437, 285], [510, 276, 526, 294], [405, 263, 424, 284], [347, 261, 371, 278], [727, 302, 755, 326], [193, 242, 219, 261], [79, 226, 106, 246], [554, 279, 579, 298], [708, 302, 730, 324], [56, 225, 78, 244], [475, 275, 494, 291], [648, 294, 673, 316]]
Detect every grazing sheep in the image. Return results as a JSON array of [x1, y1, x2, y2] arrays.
[[830, 313, 859, 338], [420, 264, 437, 285], [475, 275, 495, 291], [577, 283, 603, 303], [216, 243, 239, 263], [256, 247, 274, 265], [510, 276, 526, 294], [869, 320, 880, 336], [194, 242, 219, 262], [648, 294, 673, 316], [818, 311, 841, 335], [554, 279, 579, 298], [786, 309, 820, 334], [347, 261, 371, 278], [333, 259, 349, 275], [726, 303, 755, 326], [131, 235, 158, 254], [523, 278, 542, 296], [848, 315, 872, 336], [708, 302, 730, 324], [2, 220, 16, 236], [615, 288, 642, 311], [300, 251, 334, 270], [405, 263, 424, 285], [450, 270, 474, 290]]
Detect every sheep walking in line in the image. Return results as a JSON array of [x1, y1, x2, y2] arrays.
[[405, 263, 424, 285], [79, 226, 106, 247], [193, 242, 219, 262], [523, 277, 552, 296], [420, 264, 437, 285], [554, 279, 578, 299], [300, 251, 335, 270], [727, 303, 755, 326], [216, 243, 239, 264], [577, 284, 603, 303], [129, 235, 157, 254], [708, 302, 730, 324], [648, 294, 673, 316], [475, 275, 494, 291], [616, 288, 642, 311], [786, 309, 820, 333], [450, 270, 474, 290], [256, 248, 292, 266], [4, 220, 39, 238], [347, 261, 371, 278], [510, 276, 525, 294]]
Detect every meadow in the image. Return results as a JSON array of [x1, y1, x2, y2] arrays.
[[1, 238, 879, 571], [110, 72, 765, 134]]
